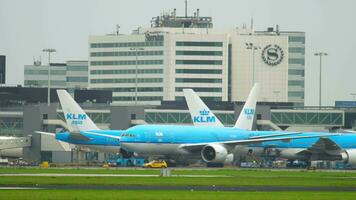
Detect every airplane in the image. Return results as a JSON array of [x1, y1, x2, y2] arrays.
[[182, 86, 356, 166], [39, 90, 337, 166], [37, 90, 125, 154]]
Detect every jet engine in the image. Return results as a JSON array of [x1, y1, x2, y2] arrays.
[[201, 144, 230, 163], [341, 149, 356, 166]]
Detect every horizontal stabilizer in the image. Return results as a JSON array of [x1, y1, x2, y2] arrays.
[[35, 131, 73, 151]]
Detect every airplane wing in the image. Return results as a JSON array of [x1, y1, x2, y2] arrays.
[[248, 132, 302, 139], [180, 133, 341, 152], [84, 131, 121, 140], [295, 137, 343, 156]]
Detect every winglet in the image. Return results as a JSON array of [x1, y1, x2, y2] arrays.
[[234, 83, 260, 130], [57, 90, 100, 132], [183, 89, 224, 127]]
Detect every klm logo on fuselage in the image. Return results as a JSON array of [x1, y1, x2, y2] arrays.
[[244, 108, 255, 120], [66, 113, 86, 125], [193, 109, 216, 123]]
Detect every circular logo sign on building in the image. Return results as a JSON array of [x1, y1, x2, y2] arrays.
[[261, 44, 284, 66]]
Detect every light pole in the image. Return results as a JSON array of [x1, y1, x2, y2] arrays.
[[246, 43, 261, 85], [130, 47, 144, 104], [314, 52, 328, 107], [43, 48, 56, 106]]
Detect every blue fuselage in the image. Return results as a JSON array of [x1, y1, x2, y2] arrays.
[[54, 124, 356, 155]]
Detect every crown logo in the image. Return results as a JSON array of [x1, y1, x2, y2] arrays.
[[199, 109, 210, 116]]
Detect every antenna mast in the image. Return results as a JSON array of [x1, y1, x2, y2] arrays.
[[185, 0, 188, 17]]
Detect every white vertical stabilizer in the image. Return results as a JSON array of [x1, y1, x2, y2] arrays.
[[183, 89, 224, 127], [234, 83, 260, 130], [57, 90, 99, 132]]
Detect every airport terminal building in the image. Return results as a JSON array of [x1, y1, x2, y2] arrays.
[[89, 10, 305, 105]]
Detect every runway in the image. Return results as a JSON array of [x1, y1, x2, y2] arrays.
[[1, 185, 356, 191]]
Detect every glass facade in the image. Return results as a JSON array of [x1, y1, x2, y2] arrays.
[[288, 80, 304, 87], [176, 96, 222, 101], [287, 34, 305, 104], [66, 66, 88, 71], [91, 69, 163, 75], [176, 60, 222, 65], [175, 87, 222, 92], [91, 78, 163, 84], [91, 41, 163, 48], [289, 47, 305, 54], [289, 69, 305, 76], [24, 69, 66, 75], [91, 60, 163, 66], [24, 80, 66, 86], [176, 41, 223, 47], [176, 50, 222, 56], [94, 87, 163, 92], [175, 78, 222, 83], [288, 36, 305, 44], [289, 58, 305, 65], [175, 69, 222, 74], [91, 50, 163, 57], [67, 77, 88, 82], [113, 96, 163, 101], [271, 111, 343, 126]]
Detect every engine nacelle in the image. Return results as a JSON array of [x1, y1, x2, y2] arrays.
[[342, 149, 356, 166], [201, 144, 228, 163]]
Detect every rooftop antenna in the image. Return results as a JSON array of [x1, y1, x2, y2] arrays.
[[185, 0, 188, 17], [116, 24, 120, 35], [276, 24, 280, 35]]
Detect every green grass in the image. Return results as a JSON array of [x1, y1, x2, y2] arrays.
[[1, 168, 356, 199], [1, 173, 356, 187], [0, 190, 356, 200]]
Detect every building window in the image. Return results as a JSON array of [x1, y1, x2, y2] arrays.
[[176, 41, 223, 47], [288, 69, 305, 76], [175, 69, 222, 74], [91, 78, 163, 84], [175, 78, 222, 83], [288, 91, 304, 98], [66, 66, 88, 71], [91, 50, 163, 57], [90, 60, 163, 66], [288, 47, 305, 55], [175, 60, 222, 65], [90, 41, 164, 48], [289, 58, 305, 65], [67, 77, 88, 82], [91, 69, 163, 75], [175, 87, 222, 92], [176, 51, 223, 56], [288, 80, 304, 87], [288, 36, 305, 44]]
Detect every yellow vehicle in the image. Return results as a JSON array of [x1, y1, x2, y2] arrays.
[[143, 160, 167, 168]]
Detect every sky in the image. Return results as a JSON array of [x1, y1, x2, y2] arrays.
[[0, 0, 355, 106]]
